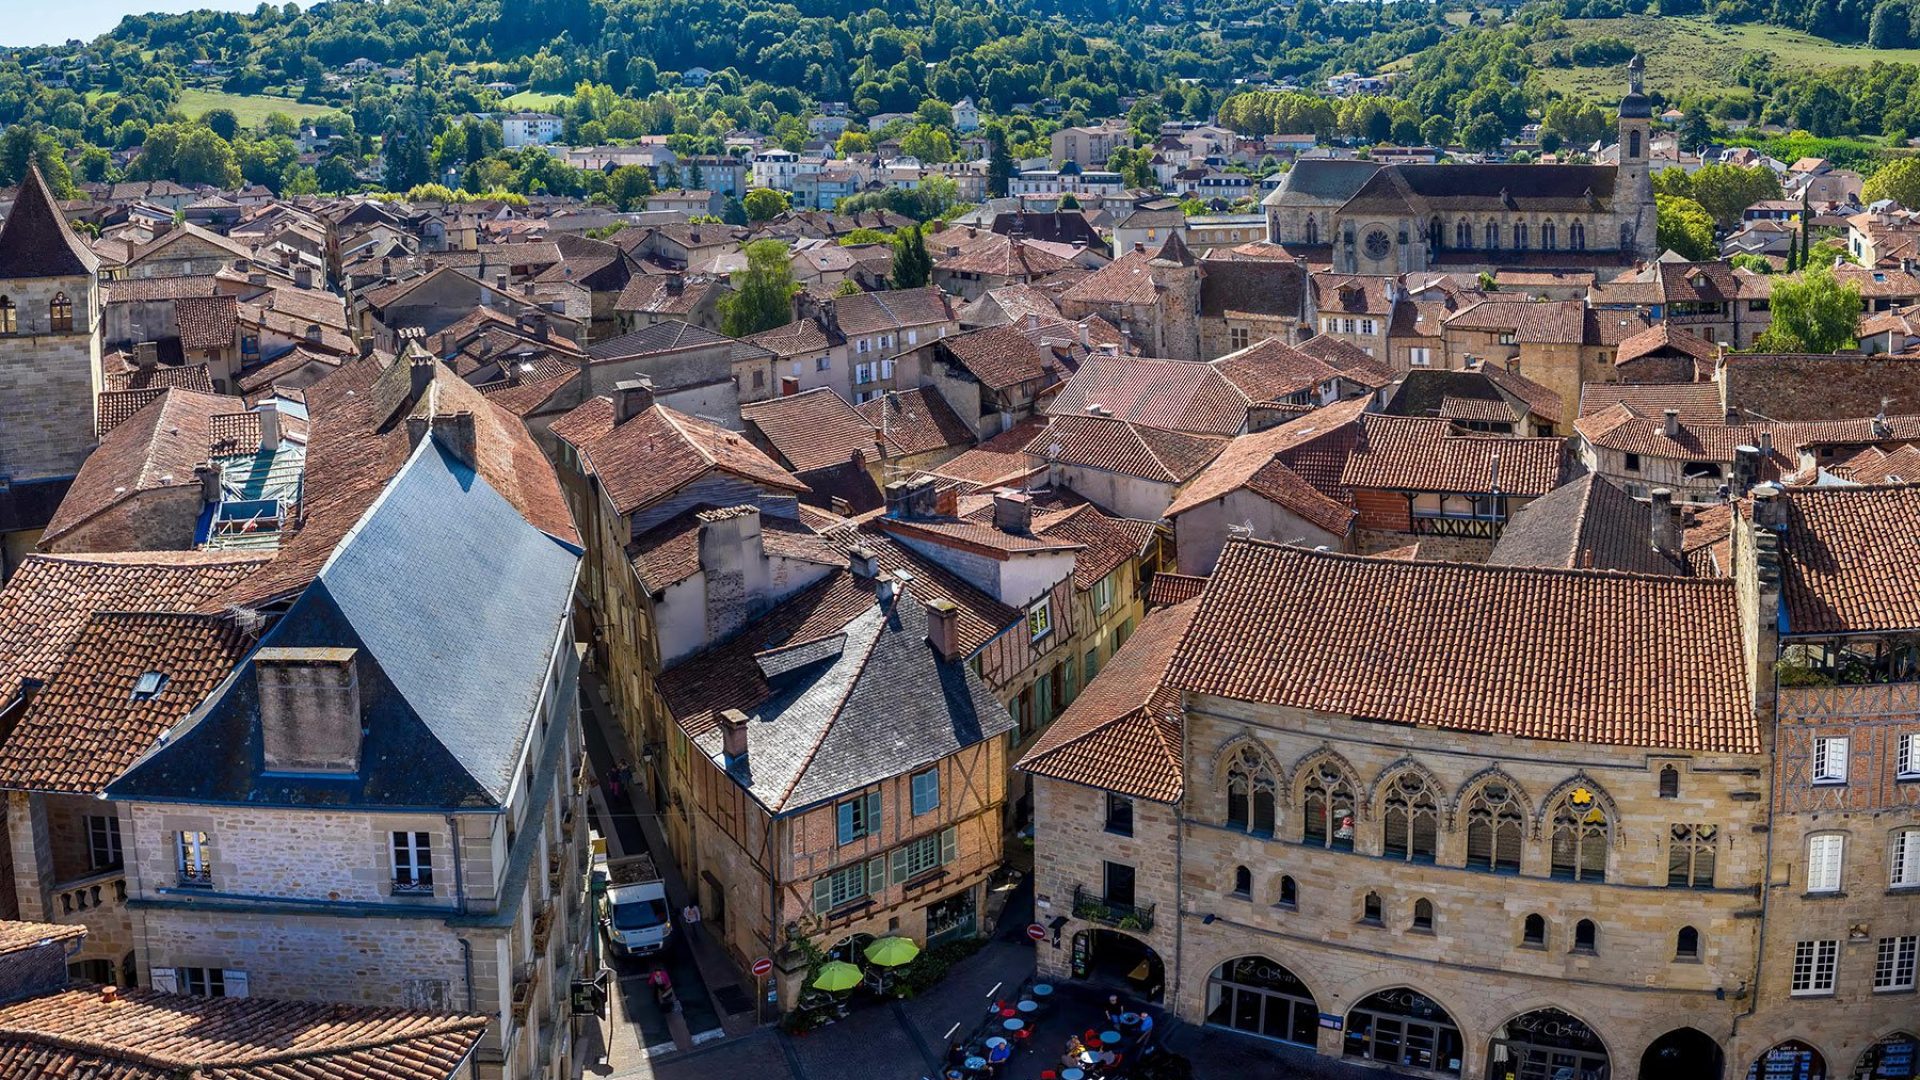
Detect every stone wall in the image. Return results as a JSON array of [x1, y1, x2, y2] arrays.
[[0, 272, 100, 482]]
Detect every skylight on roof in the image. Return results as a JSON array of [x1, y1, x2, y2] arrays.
[[131, 671, 168, 700]]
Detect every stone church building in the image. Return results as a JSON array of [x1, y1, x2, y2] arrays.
[[1265, 57, 1658, 274]]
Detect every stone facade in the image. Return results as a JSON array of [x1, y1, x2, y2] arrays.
[[0, 272, 102, 484]]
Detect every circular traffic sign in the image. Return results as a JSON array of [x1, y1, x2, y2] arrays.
[[1026, 923, 1047, 941], [751, 956, 774, 977]]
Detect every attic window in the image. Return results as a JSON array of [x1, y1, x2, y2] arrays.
[[131, 671, 168, 700]]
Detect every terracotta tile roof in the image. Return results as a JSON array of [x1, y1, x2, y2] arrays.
[[46, 389, 239, 544], [920, 423, 1048, 493], [830, 286, 955, 335], [877, 512, 1085, 558], [938, 325, 1057, 391], [1167, 540, 1758, 752], [95, 388, 168, 437], [102, 276, 222, 303], [1295, 333, 1395, 386], [857, 388, 975, 458], [221, 355, 577, 609], [932, 230, 1075, 279], [1573, 404, 1813, 471], [1016, 599, 1196, 802], [743, 316, 836, 357], [1579, 382, 1724, 420], [1048, 356, 1249, 436], [1211, 339, 1344, 406], [0, 613, 250, 794], [741, 389, 884, 474], [1163, 397, 1371, 531], [1615, 323, 1719, 367], [1478, 362, 1566, 422], [101, 362, 215, 393], [0, 922, 84, 955], [1488, 474, 1688, 576], [1145, 571, 1207, 607], [1310, 274, 1395, 316], [1057, 248, 1163, 307], [173, 295, 238, 352], [1779, 483, 1920, 634], [629, 506, 839, 593], [1826, 443, 1920, 484], [0, 552, 267, 695], [1033, 503, 1158, 589], [1340, 414, 1566, 496], [1028, 414, 1226, 484], [551, 396, 805, 517], [1443, 298, 1588, 345], [614, 275, 717, 316], [819, 522, 1023, 656], [0, 985, 487, 1080]]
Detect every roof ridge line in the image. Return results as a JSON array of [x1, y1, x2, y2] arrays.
[[772, 596, 888, 809]]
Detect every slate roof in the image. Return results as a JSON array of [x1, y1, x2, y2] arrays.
[[741, 389, 884, 474], [0, 985, 487, 1080], [0, 552, 267, 696], [1028, 414, 1226, 484], [1048, 355, 1250, 436], [1015, 600, 1196, 803], [1340, 163, 1620, 216], [0, 165, 98, 278], [1261, 159, 1381, 205], [101, 362, 214, 393], [1168, 539, 1758, 753], [1340, 414, 1566, 496], [662, 575, 1013, 813], [1778, 483, 1920, 635], [552, 396, 805, 517], [586, 319, 734, 360], [1488, 474, 1688, 576], [0, 613, 249, 794], [109, 437, 580, 810]]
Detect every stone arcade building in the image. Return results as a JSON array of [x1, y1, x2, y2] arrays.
[[1020, 486, 1919, 1080], [1263, 57, 1658, 275]]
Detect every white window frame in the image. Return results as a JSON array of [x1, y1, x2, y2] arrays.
[[1409, 347, 1432, 367], [1092, 573, 1115, 614], [1027, 597, 1053, 642], [178, 967, 247, 998], [87, 814, 122, 870], [1360, 318, 1377, 335], [391, 830, 433, 893], [1806, 833, 1845, 893], [1876, 935, 1918, 992], [1790, 939, 1838, 996], [857, 338, 870, 354], [815, 355, 831, 371], [1813, 736, 1849, 784], [1899, 732, 1920, 780], [1893, 828, 1920, 888], [879, 358, 895, 379], [176, 830, 212, 886]]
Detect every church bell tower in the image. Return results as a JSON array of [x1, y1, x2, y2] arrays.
[[1616, 55, 1656, 259]]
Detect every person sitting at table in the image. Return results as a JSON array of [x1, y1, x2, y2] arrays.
[[1098, 1047, 1120, 1069], [1060, 1036, 1085, 1068], [947, 1040, 968, 1069], [986, 1039, 1011, 1076]]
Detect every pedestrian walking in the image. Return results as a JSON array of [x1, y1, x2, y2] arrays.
[[682, 902, 702, 941]]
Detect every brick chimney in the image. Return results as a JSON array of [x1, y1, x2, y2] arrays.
[[613, 377, 655, 424], [1649, 487, 1682, 562], [926, 597, 960, 660], [719, 708, 750, 769], [993, 490, 1033, 534], [430, 411, 477, 467]]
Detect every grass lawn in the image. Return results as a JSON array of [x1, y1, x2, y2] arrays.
[[176, 88, 337, 127], [500, 90, 569, 110], [1531, 16, 1920, 99]]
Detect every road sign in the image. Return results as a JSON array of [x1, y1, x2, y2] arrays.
[[1026, 923, 1047, 941], [751, 956, 774, 977]]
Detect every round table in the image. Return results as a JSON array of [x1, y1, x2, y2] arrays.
[[963, 1057, 985, 1073], [1077, 1051, 1100, 1066], [1119, 1012, 1139, 1027], [1062, 1071, 1085, 1080], [1017, 999, 1038, 1015], [1003, 1018, 1024, 1033], [1100, 1030, 1122, 1046], [985, 1037, 1007, 1050], [1031, 983, 1053, 998]]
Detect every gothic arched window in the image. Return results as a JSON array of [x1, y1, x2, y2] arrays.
[[1513, 223, 1529, 251], [1381, 772, 1439, 862], [1569, 221, 1587, 251], [1465, 780, 1524, 873], [1541, 221, 1557, 251], [1485, 220, 1499, 249], [1303, 215, 1319, 245], [1456, 219, 1472, 249], [1225, 747, 1278, 836], [1302, 763, 1357, 851], [1550, 786, 1611, 882], [1629, 130, 1643, 159]]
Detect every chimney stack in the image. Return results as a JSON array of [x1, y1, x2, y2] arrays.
[[906, 475, 938, 518], [293, 265, 314, 289], [719, 708, 750, 769], [429, 411, 477, 467], [408, 347, 436, 399], [1663, 408, 1681, 438], [613, 378, 655, 424], [926, 598, 960, 660], [884, 480, 911, 519], [1649, 487, 1682, 562], [848, 545, 879, 578], [195, 461, 222, 504], [257, 405, 281, 451], [134, 342, 159, 370], [993, 489, 1033, 534]]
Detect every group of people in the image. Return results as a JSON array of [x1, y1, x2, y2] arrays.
[[607, 759, 635, 799], [1054, 995, 1154, 1076]]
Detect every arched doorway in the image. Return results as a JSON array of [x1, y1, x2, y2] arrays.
[[1345, 988, 1464, 1075], [1747, 1041, 1828, 1080], [1204, 955, 1318, 1047], [1486, 1009, 1609, 1080], [1641, 1028, 1724, 1080], [1853, 1033, 1918, 1080], [1070, 929, 1164, 1002], [828, 932, 875, 965]]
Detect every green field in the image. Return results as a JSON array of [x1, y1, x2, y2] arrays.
[[176, 88, 338, 127], [500, 90, 569, 110], [1532, 16, 1920, 98]]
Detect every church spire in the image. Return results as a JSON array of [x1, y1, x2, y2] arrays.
[[0, 163, 98, 280]]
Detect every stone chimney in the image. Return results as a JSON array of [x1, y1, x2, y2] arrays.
[[255, 646, 362, 775], [522, 309, 548, 338], [848, 545, 879, 578], [884, 480, 911, 519], [698, 506, 763, 646], [613, 377, 655, 424], [430, 410, 477, 467], [257, 405, 281, 451], [666, 275, 685, 295], [495, 272, 509, 295], [293, 265, 314, 289], [926, 597, 960, 660], [993, 490, 1033, 534], [718, 708, 750, 770], [134, 342, 159, 370], [1663, 408, 1680, 438], [1731, 444, 1762, 497], [408, 347, 436, 399], [907, 475, 938, 518], [1649, 487, 1682, 562], [194, 462, 222, 503]]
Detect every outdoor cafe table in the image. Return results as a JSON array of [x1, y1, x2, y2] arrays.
[[1016, 999, 1038, 1015], [1062, 1071, 1085, 1080], [1031, 983, 1054, 999], [1100, 1031, 1122, 1046]]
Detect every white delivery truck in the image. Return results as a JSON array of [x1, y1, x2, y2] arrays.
[[594, 849, 673, 957]]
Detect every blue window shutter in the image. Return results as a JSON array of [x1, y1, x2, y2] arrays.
[[891, 847, 909, 884], [837, 802, 855, 845], [866, 791, 882, 835], [866, 856, 886, 897]]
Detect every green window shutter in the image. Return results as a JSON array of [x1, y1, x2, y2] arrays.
[[940, 826, 958, 865], [891, 847, 909, 884], [866, 856, 886, 897], [812, 877, 832, 913]]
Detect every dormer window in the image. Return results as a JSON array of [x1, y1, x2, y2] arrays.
[[131, 671, 167, 700]]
